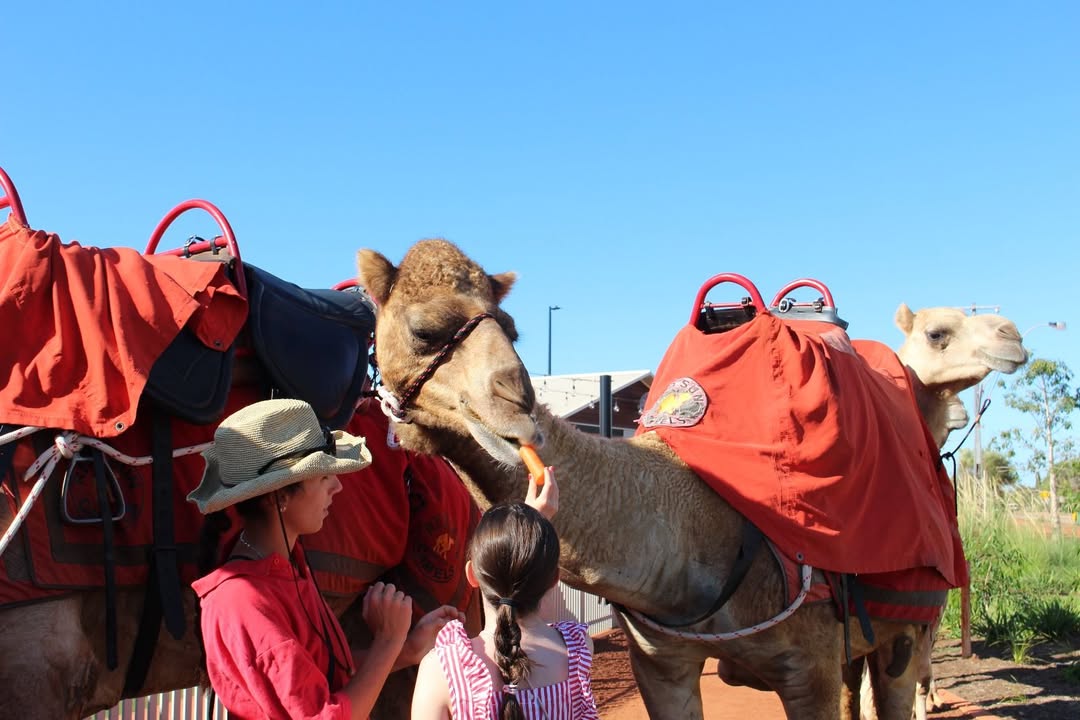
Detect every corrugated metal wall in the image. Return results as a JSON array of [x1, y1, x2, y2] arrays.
[[555, 581, 616, 635], [87, 687, 227, 720], [86, 583, 614, 719]]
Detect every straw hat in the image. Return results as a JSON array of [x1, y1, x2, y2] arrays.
[[187, 398, 371, 514]]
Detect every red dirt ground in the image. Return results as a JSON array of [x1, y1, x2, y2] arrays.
[[588, 630, 1045, 719]]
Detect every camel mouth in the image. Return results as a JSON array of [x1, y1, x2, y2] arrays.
[[978, 347, 1028, 374], [460, 406, 539, 467]]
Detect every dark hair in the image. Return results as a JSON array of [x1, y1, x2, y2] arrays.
[[469, 503, 560, 720]]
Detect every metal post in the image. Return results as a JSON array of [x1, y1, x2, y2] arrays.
[[547, 305, 561, 375], [599, 375, 613, 438]]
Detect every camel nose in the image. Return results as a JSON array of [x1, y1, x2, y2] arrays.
[[489, 365, 535, 411], [998, 324, 1021, 342]]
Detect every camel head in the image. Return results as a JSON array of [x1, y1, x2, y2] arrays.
[[894, 304, 1028, 392], [357, 240, 540, 467], [894, 304, 1028, 446]]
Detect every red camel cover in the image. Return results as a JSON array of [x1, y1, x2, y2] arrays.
[[0, 215, 246, 437], [637, 313, 966, 588]]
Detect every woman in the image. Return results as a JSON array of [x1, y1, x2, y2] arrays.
[[189, 397, 460, 719]]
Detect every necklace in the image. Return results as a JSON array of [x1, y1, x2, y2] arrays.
[[237, 531, 264, 559]]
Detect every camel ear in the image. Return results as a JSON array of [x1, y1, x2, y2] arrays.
[[894, 303, 915, 335], [357, 249, 397, 306], [490, 271, 517, 303]]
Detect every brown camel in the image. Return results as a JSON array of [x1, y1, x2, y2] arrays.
[[858, 304, 1027, 720], [356, 239, 1027, 720]]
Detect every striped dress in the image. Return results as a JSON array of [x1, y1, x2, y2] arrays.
[[433, 620, 599, 719]]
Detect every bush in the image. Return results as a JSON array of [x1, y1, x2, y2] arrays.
[[940, 472, 1080, 652]]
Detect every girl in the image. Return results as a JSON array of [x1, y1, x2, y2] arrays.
[[189, 398, 460, 719], [411, 468, 598, 720]]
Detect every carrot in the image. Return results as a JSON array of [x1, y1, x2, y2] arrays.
[[519, 445, 546, 487]]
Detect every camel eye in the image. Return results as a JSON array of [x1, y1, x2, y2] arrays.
[[925, 328, 948, 345], [411, 325, 448, 347]]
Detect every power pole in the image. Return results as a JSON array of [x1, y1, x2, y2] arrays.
[[960, 302, 1000, 658]]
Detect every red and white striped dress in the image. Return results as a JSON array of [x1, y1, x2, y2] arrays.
[[433, 620, 599, 719]]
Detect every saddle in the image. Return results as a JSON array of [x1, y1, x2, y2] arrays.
[[143, 262, 375, 429]]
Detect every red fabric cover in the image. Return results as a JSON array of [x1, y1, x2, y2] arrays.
[[305, 401, 480, 618], [637, 313, 966, 588], [393, 450, 480, 621], [0, 215, 246, 437], [304, 402, 411, 597], [1, 386, 262, 595], [192, 545, 355, 719], [1, 396, 479, 611]]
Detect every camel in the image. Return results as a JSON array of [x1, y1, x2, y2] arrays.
[[356, 239, 1028, 720], [857, 304, 1027, 720]]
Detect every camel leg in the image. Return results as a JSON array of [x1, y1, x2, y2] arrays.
[[0, 596, 98, 720], [865, 627, 921, 720], [616, 612, 707, 720], [912, 617, 940, 720], [758, 649, 843, 720], [844, 656, 869, 720]]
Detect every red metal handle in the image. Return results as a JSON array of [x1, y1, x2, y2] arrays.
[[332, 279, 358, 291], [690, 272, 767, 325], [0, 166, 28, 226], [769, 278, 836, 309], [145, 199, 245, 296]]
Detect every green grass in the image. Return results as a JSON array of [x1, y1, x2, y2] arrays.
[[939, 471, 1080, 659], [1063, 661, 1080, 685]]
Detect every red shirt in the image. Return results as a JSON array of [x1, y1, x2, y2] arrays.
[[193, 545, 356, 719]]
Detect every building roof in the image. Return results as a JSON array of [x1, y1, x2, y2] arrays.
[[531, 370, 653, 419]]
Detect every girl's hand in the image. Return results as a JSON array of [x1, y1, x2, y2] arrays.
[[362, 582, 412, 648], [400, 605, 465, 666], [525, 466, 558, 520]]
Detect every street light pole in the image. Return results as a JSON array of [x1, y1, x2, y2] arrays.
[[963, 316, 1065, 657], [547, 305, 561, 376]]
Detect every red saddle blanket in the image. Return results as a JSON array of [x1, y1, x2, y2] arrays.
[[637, 313, 966, 589], [1, 398, 477, 612], [0, 215, 246, 436]]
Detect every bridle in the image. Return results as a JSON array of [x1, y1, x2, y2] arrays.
[[376, 312, 495, 423]]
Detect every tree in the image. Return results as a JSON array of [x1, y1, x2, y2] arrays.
[[1001, 358, 1078, 539], [1051, 457, 1080, 514], [957, 446, 1020, 489]]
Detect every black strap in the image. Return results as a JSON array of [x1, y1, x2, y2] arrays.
[[151, 412, 186, 640], [93, 449, 119, 670], [0, 425, 16, 486], [839, 573, 852, 665], [619, 521, 765, 629], [123, 560, 164, 695], [848, 574, 876, 646], [676, 521, 764, 628]]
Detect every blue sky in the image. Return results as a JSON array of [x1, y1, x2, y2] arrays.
[[2, 2, 1076, 472]]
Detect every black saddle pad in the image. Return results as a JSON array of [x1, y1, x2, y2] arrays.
[[244, 264, 375, 429]]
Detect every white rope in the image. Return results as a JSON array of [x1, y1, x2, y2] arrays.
[[1, 430, 213, 558], [25, 432, 213, 477], [624, 563, 814, 642], [0, 469, 53, 558], [0, 425, 43, 448], [376, 383, 410, 424]]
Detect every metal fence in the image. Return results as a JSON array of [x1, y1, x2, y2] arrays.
[[88, 687, 226, 720], [86, 583, 614, 719]]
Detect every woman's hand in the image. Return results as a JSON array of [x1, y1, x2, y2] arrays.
[[398, 605, 465, 667], [525, 466, 558, 520], [362, 582, 412, 650]]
